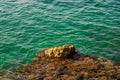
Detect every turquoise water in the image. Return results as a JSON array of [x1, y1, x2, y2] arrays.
[[0, 0, 120, 69]]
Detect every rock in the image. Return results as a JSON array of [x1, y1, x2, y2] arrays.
[[8, 44, 120, 80], [44, 44, 75, 57], [0, 76, 12, 80], [0, 78, 11, 80], [44, 77, 53, 80]]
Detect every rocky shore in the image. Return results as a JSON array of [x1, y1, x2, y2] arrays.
[[4, 45, 120, 80]]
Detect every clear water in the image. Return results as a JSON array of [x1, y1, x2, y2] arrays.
[[0, 0, 120, 70]]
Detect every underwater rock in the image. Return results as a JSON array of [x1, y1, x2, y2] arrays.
[[9, 45, 120, 80]]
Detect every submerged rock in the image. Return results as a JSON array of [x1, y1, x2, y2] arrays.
[[10, 45, 120, 80]]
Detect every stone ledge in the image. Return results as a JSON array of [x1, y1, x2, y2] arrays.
[[8, 45, 120, 80]]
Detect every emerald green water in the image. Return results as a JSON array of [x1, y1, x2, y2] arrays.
[[0, 0, 120, 70]]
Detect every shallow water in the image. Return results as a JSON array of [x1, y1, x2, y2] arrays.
[[0, 0, 120, 70]]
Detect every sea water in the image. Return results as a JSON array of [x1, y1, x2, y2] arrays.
[[0, 0, 120, 70]]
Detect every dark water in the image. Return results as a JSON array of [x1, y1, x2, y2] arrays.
[[0, 0, 120, 70]]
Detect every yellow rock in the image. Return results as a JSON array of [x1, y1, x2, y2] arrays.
[[44, 44, 75, 57]]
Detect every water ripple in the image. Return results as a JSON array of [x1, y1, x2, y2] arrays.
[[0, 0, 120, 70]]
